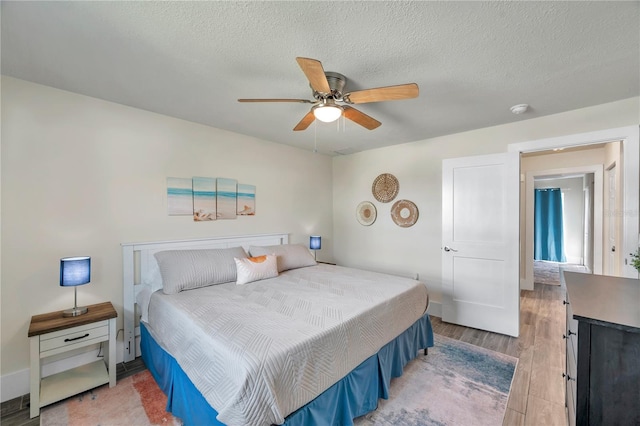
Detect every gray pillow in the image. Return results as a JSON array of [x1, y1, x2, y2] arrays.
[[248, 244, 317, 272], [155, 247, 248, 294]]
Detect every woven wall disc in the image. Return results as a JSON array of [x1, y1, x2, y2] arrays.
[[372, 173, 399, 203], [356, 201, 377, 226], [391, 199, 419, 227]]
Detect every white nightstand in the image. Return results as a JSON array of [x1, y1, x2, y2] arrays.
[[28, 301, 117, 418]]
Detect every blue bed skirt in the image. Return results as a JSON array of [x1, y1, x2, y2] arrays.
[[140, 313, 434, 426]]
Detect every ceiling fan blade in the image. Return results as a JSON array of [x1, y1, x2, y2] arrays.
[[238, 98, 313, 103], [342, 106, 381, 130], [346, 83, 419, 104], [293, 111, 316, 131], [296, 57, 331, 94]]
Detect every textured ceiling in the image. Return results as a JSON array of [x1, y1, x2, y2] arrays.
[[2, 1, 638, 155]]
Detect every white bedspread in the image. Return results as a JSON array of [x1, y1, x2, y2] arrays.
[[145, 264, 429, 426]]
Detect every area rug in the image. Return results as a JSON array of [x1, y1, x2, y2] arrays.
[[355, 334, 517, 426], [534, 260, 561, 285], [40, 369, 181, 426], [40, 334, 517, 426]]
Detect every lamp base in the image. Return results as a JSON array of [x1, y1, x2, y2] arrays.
[[63, 306, 88, 317]]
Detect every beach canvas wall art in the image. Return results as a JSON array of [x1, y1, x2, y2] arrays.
[[216, 178, 237, 219], [193, 177, 217, 221], [237, 184, 256, 215], [167, 177, 193, 215], [167, 176, 255, 220]]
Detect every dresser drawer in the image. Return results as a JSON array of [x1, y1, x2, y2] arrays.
[[566, 337, 577, 401], [567, 328, 578, 361], [565, 333, 578, 426], [567, 379, 576, 426], [40, 321, 109, 354], [566, 303, 578, 359]]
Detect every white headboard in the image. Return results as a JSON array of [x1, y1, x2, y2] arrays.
[[121, 233, 289, 362]]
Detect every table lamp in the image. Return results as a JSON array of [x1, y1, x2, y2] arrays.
[[60, 256, 91, 317], [310, 236, 321, 260]]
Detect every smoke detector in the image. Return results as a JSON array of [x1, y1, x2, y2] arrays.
[[510, 104, 529, 114]]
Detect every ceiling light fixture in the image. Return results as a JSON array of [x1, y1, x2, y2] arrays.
[[510, 104, 529, 114], [313, 100, 343, 123]]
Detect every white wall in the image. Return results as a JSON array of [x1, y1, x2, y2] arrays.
[[333, 97, 639, 307], [0, 77, 334, 398]]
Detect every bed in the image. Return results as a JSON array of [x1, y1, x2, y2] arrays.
[[122, 233, 433, 426]]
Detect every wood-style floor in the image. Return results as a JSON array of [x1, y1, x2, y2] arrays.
[[2, 275, 569, 426]]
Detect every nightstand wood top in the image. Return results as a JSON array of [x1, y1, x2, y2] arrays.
[[28, 301, 117, 337]]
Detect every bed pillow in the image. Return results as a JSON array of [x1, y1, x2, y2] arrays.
[[154, 247, 248, 294], [235, 255, 278, 285], [248, 243, 317, 272]]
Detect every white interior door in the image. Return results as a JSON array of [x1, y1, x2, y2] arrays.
[[442, 152, 520, 337]]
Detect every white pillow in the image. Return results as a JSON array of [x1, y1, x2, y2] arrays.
[[248, 244, 317, 272], [154, 247, 248, 294], [235, 255, 278, 285]]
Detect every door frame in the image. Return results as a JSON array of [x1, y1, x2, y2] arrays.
[[605, 163, 618, 275], [509, 125, 639, 279], [583, 180, 593, 271], [523, 165, 603, 290]]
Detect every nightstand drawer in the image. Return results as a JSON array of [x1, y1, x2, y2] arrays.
[[40, 321, 109, 354]]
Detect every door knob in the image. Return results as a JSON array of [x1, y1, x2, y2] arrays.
[[443, 246, 458, 252]]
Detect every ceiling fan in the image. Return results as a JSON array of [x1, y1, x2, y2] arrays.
[[238, 57, 419, 131]]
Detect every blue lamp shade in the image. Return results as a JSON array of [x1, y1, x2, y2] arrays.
[[60, 256, 91, 286], [60, 256, 91, 317], [310, 236, 321, 251]]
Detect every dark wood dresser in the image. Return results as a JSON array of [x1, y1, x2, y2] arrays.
[[563, 271, 640, 426]]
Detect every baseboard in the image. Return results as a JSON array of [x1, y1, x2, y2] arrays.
[[1, 339, 126, 403], [520, 277, 534, 291], [1, 367, 29, 403], [565, 256, 582, 265], [427, 301, 442, 318]]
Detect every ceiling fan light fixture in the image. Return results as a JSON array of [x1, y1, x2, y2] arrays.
[[313, 103, 343, 123]]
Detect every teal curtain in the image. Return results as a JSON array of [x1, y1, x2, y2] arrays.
[[534, 188, 566, 262]]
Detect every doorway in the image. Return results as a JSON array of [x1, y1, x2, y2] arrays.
[[532, 174, 593, 287], [510, 125, 640, 286], [521, 163, 603, 290]]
